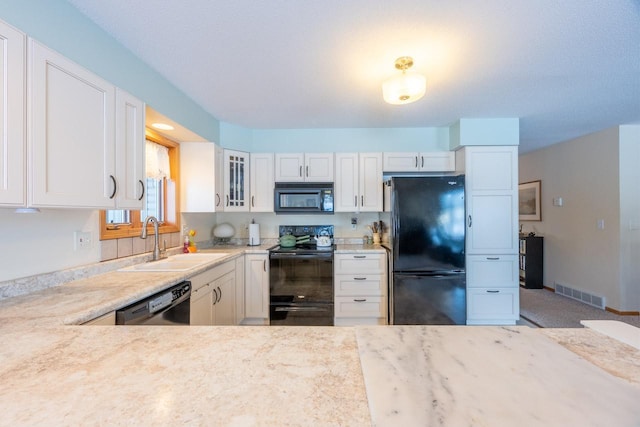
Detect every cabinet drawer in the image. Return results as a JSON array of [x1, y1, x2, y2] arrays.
[[467, 287, 519, 324], [335, 296, 386, 318], [334, 253, 386, 274], [335, 274, 386, 296], [466, 255, 518, 288]]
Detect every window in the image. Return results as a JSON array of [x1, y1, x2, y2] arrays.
[[100, 129, 180, 240]]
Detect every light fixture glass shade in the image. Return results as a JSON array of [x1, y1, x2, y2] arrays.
[[382, 72, 426, 105]]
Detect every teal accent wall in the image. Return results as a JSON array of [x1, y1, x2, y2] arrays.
[[449, 118, 520, 149], [220, 124, 451, 152], [0, 0, 220, 142]]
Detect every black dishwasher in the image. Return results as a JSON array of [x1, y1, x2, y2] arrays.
[[116, 281, 191, 325]]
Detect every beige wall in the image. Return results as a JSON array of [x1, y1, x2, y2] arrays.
[[519, 126, 635, 311]]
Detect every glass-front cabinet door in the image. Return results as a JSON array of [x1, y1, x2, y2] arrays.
[[223, 149, 249, 212]]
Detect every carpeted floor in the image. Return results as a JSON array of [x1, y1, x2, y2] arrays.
[[519, 287, 640, 328]]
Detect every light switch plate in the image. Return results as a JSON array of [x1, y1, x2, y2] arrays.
[[74, 231, 92, 250]]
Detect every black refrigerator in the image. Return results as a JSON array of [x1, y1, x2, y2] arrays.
[[390, 176, 466, 325]]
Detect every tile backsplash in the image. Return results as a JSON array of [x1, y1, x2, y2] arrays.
[[100, 232, 182, 262]]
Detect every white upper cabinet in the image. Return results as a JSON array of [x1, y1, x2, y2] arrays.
[[275, 153, 333, 182], [29, 39, 116, 208], [0, 21, 26, 207], [383, 151, 455, 172], [114, 88, 145, 209], [249, 153, 274, 212], [180, 142, 224, 212], [223, 149, 250, 212], [335, 152, 383, 212]]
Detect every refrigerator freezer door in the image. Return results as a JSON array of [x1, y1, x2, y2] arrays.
[[392, 273, 466, 325], [391, 176, 465, 272]]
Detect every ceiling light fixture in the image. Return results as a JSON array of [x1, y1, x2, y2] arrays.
[[382, 56, 426, 105], [151, 122, 175, 131]]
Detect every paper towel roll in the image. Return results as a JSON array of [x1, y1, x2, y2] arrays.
[[249, 223, 261, 246]]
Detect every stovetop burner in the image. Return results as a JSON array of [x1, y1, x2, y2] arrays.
[[278, 225, 333, 238], [271, 225, 334, 253]]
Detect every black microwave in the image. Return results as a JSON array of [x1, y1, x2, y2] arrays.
[[274, 182, 334, 214]]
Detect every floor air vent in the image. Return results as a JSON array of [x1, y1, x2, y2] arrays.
[[554, 283, 606, 309]]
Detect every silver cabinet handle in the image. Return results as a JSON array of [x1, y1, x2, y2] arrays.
[[306, 165, 309, 177], [486, 290, 500, 293], [299, 166, 302, 177], [226, 195, 229, 206], [217, 286, 222, 304], [353, 277, 367, 280], [415, 156, 418, 168], [421, 156, 424, 168], [213, 287, 219, 305], [263, 260, 266, 272], [468, 215, 472, 227], [486, 257, 500, 260], [353, 255, 366, 259], [216, 193, 221, 207], [354, 196, 357, 207], [361, 195, 364, 206], [251, 195, 255, 207], [354, 298, 367, 302]]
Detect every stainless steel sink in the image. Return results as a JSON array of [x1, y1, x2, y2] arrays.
[[119, 253, 229, 272]]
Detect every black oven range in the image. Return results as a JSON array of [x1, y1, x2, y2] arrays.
[[269, 225, 334, 326]]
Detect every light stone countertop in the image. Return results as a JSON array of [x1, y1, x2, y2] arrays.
[[0, 243, 639, 425]]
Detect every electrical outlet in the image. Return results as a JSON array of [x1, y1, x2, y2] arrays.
[[351, 217, 358, 229], [74, 231, 92, 251]]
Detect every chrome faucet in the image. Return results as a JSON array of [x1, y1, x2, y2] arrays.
[[141, 216, 166, 261]]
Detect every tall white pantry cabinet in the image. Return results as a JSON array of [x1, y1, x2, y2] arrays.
[[457, 146, 520, 325]]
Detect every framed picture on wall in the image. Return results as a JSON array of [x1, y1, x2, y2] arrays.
[[519, 180, 541, 221]]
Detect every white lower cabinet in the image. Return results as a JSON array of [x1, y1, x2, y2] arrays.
[[212, 270, 236, 325], [190, 281, 213, 325], [189, 260, 236, 326], [466, 255, 519, 287], [466, 254, 519, 325], [466, 288, 519, 325], [234, 255, 246, 324], [334, 252, 388, 326], [244, 253, 269, 325]]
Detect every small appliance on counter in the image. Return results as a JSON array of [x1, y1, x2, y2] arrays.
[[212, 222, 235, 244]]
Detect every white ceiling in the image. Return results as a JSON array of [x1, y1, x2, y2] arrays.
[[66, 0, 640, 153]]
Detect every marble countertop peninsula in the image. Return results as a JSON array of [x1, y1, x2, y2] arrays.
[[0, 242, 639, 425], [357, 325, 640, 427]]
